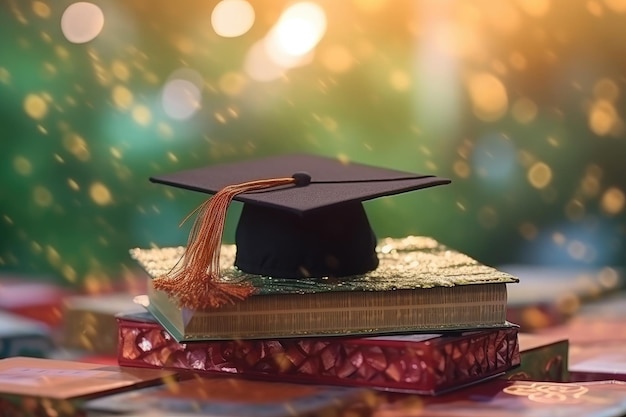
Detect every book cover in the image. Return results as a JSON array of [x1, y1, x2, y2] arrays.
[[131, 236, 517, 341], [117, 311, 520, 395], [0, 356, 176, 399], [373, 380, 626, 417], [505, 333, 569, 382], [0, 311, 55, 359], [84, 376, 372, 417], [0, 356, 176, 417]]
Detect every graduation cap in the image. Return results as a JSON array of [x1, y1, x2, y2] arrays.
[[150, 154, 451, 309]]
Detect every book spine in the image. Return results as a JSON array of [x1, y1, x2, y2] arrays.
[[117, 317, 520, 394]]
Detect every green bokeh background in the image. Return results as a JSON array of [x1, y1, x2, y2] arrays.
[[1, 0, 625, 288]]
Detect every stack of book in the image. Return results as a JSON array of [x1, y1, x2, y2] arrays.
[[117, 235, 521, 395]]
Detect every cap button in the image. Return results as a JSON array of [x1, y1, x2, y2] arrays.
[[292, 172, 311, 187]]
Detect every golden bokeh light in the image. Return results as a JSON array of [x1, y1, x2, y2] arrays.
[[67, 178, 80, 191], [132, 105, 152, 126], [110, 147, 122, 159], [593, 78, 620, 101], [600, 186, 625, 215], [467, 72, 508, 121], [13, 156, 33, 176], [24, 93, 48, 120], [112, 60, 131, 81], [45, 245, 61, 267], [62, 133, 91, 161], [588, 99, 620, 136], [55, 45, 69, 59], [453, 160, 471, 178], [62, 264, 77, 282], [211, 0, 255, 38], [264, 1, 327, 66], [112, 85, 133, 110], [89, 182, 113, 206], [527, 162, 552, 189], [32, 1, 51, 18], [33, 186, 54, 207]]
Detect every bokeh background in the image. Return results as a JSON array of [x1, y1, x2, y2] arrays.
[[1, 0, 625, 290]]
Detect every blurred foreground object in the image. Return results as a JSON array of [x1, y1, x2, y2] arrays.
[[0, 311, 55, 359], [84, 376, 372, 417], [0, 356, 176, 416], [60, 292, 145, 355]]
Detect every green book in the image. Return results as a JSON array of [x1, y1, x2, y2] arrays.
[[131, 236, 518, 342]]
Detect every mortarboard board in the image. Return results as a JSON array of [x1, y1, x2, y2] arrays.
[[149, 153, 450, 310]]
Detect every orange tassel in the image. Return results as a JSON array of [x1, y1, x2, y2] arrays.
[[153, 177, 297, 309]]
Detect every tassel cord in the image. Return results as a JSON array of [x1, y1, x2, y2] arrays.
[[153, 177, 297, 309]]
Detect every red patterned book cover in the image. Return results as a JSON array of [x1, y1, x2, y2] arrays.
[[116, 311, 520, 395], [374, 380, 626, 416]]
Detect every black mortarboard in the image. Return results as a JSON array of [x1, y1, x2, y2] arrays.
[[150, 153, 450, 309]]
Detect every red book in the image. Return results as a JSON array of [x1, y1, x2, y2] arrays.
[[374, 380, 626, 416], [0, 356, 176, 417], [117, 311, 520, 395]]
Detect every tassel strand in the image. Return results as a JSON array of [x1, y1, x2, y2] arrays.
[[153, 177, 297, 309]]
